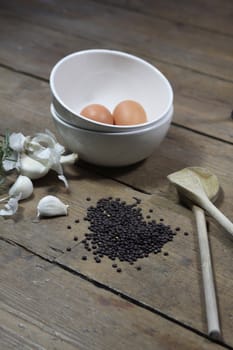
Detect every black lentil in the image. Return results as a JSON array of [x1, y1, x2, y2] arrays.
[[73, 236, 78, 241], [66, 247, 71, 252], [75, 219, 80, 223], [184, 231, 189, 236], [95, 257, 101, 263], [67, 225, 72, 229], [82, 255, 87, 260], [82, 197, 176, 269], [86, 197, 91, 201], [116, 268, 122, 273]]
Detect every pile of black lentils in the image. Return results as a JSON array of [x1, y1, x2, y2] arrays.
[[80, 197, 178, 272]]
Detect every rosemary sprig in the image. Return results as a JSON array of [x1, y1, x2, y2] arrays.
[[0, 130, 13, 184]]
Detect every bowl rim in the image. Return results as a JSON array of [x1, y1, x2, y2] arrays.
[[50, 49, 173, 130], [51, 103, 173, 136]]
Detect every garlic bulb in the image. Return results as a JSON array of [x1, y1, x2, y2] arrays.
[[14, 130, 78, 187], [37, 195, 69, 218], [3, 129, 78, 187], [9, 175, 33, 200]]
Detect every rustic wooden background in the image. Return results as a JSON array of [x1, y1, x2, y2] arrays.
[[0, 1, 233, 349]]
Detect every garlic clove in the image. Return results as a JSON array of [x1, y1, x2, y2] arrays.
[[19, 154, 49, 179], [9, 175, 33, 200], [37, 195, 69, 218]]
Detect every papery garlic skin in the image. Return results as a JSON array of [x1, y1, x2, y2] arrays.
[[37, 195, 69, 218], [21, 130, 77, 187], [2, 151, 18, 172], [0, 194, 21, 216], [60, 153, 78, 165], [5, 129, 78, 187], [9, 175, 33, 200], [9, 132, 26, 152]]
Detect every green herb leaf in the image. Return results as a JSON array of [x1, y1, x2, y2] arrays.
[[0, 130, 13, 184]]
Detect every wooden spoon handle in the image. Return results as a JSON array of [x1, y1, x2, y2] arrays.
[[193, 205, 221, 339], [201, 199, 233, 239]]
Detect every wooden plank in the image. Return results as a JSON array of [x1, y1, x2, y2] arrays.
[[0, 13, 100, 80], [1, 117, 233, 260], [0, 67, 233, 215], [0, 144, 233, 345], [0, 308, 78, 350], [0, 57, 232, 148], [0, 0, 232, 81], [0, 67, 54, 135], [56, 193, 233, 346], [101, 0, 233, 36], [0, 2, 232, 350], [95, 125, 233, 217], [0, 240, 224, 350], [0, 165, 150, 260], [161, 64, 233, 143]]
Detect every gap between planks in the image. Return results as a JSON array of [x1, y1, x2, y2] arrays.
[[0, 236, 232, 350]]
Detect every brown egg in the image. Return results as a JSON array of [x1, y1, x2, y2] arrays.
[[80, 104, 114, 125], [113, 100, 147, 126]]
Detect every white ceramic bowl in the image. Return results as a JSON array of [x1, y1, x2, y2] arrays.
[[50, 49, 173, 132], [51, 103, 173, 167]]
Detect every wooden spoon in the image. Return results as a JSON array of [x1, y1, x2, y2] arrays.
[[167, 167, 233, 239], [168, 167, 221, 339]]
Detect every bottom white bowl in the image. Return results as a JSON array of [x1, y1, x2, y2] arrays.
[[51, 104, 173, 167]]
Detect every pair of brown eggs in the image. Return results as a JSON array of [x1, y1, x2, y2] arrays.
[[80, 100, 147, 126]]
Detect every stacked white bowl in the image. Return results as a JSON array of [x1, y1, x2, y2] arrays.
[[50, 49, 173, 167]]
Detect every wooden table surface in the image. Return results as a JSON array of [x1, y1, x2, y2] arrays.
[[0, 1, 233, 349]]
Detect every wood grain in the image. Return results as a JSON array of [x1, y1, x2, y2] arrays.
[[0, 167, 149, 260], [56, 193, 233, 345], [97, 126, 233, 217], [0, 1, 233, 348], [0, 59, 232, 146], [0, 0, 232, 81], [100, 0, 233, 36], [1, 168, 233, 345], [0, 240, 224, 350]]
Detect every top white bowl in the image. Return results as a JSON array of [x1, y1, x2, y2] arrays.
[[50, 49, 173, 132]]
